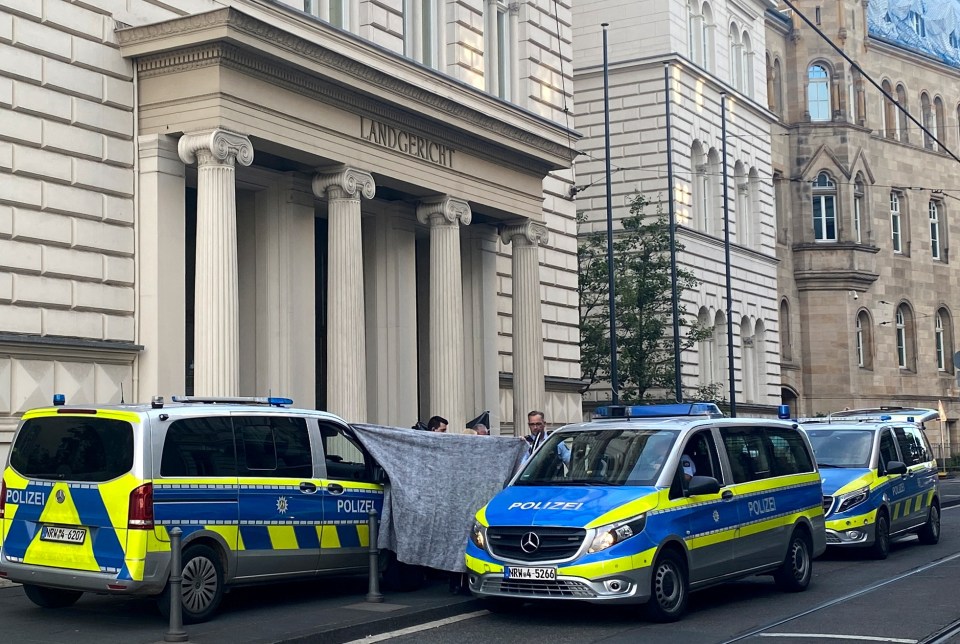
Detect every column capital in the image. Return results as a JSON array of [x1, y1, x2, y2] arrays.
[[417, 196, 472, 227], [500, 221, 549, 246], [313, 166, 376, 200], [178, 129, 254, 167]]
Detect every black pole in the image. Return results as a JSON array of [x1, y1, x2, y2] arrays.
[[720, 93, 737, 417], [664, 63, 681, 403], [602, 22, 619, 405]]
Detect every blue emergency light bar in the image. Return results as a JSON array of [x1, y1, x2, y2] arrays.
[[594, 402, 724, 419]]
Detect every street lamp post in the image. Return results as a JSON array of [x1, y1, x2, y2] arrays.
[[602, 22, 619, 405]]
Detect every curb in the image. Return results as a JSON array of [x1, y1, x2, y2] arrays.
[[276, 597, 485, 644]]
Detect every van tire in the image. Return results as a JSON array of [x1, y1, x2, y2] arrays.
[[158, 544, 224, 624], [869, 511, 890, 560], [917, 503, 940, 545], [645, 549, 688, 622], [22, 584, 83, 608], [774, 529, 812, 592]]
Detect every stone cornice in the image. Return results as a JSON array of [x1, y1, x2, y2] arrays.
[[417, 196, 472, 227], [500, 221, 549, 247], [117, 7, 576, 171], [312, 167, 376, 200], [178, 129, 254, 167]]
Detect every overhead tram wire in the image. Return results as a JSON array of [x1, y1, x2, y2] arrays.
[[778, 0, 960, 166]]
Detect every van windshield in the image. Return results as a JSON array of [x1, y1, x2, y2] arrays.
[[515, 429, 679, 486], [10, 416, 134, 482], [805, 429, 874, 468]]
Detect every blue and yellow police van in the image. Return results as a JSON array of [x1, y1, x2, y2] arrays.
[[0, 395, 386, 622], [465, 406, 827, 621], [798, 407, 941, 559]]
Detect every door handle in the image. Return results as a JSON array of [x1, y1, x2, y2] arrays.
[[299, 482, 317, 494], [326, 483, 345, 495], [721, 490, 734, 500]]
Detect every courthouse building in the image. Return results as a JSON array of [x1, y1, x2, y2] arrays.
[[767, 0, 960, 452], [572, 0, 781, 414], [0, 0, 583, 454]]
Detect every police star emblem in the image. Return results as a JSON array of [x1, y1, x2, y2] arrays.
[[276, 496, 289, 515], [712, 510, 720, 523]]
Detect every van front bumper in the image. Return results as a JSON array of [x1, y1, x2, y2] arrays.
[[467, 568, 651, 605], [825, 511, 876, 548]]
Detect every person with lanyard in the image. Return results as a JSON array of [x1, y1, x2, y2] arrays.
[[522, 410, 571, 465]]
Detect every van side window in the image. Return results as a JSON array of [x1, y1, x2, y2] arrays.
[[235, 416, 313, 478], [719, 426, 772, 483], [683, 431, 723, 483], [878, 430, 898, 470], [161, 417, 236, 477], [765, 427, 814, 476], [319, 422, 372, 482], [892, 426, 923, 466]]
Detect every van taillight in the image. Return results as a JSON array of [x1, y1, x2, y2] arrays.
[[128, 483, 153, 529], [0, 479, 5, 519]]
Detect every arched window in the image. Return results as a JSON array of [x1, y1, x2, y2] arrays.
[[774, 171, 786, 244], [896, 84, 909, 143], [882, 80, 896, 138], [922, 93, 934, 149], [779, 299, 792, 362], [773, 58, 783, 117], [707, 148, 721, 236], [729, 24, 742, 90], [741, 31, 754, 97], [748, 167, 760, 248], [807, 64, 831, 121], [812, 172, 837, 241], [856, 310, 873, 369], [895, 304, 915, 371], [701, 2, 715, 72], [714, 311, 728, 399], [930, 200, 942, 260], [698, 307, 714, 389], [936, 308, 954, 373], [853, 176, 864, 244], [692, 142, 708, 231], [935, 97, 945, 152], [735, 161, 748, 245], [687, 0, 699, 62], [754, 321, 766, 402], [741, 316, 754, 402]]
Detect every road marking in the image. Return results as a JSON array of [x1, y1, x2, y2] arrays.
[[942, 503, 960, 511], [759, 634, 916, 643], [342, 610, 489, 643]]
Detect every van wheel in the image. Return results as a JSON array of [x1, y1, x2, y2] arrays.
[[774, 529, 812, 592], [22, 585, 83, 608], [158, 544, 224, 624], [646, 550, 688, 622], [918, 503, 941, 545], [869, 512, 890, 560]]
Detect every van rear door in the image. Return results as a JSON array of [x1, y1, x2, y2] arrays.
[[3, 411, 138, 576]]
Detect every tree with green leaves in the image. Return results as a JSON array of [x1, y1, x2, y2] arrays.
[[578, 194, 712, 402]]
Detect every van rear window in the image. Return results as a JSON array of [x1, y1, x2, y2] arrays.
[[10, 416, 134, 482]]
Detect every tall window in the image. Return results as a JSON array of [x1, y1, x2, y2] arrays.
[[773, 58, 783, 117], [714, 311, 728, 399], [305, 0, 351, 29], [936, 312, 946, 371], [856, 314, 865, 368], [808, 64, 831, 121], [692, 142, 708, 231], [896, 307, 907, 369], [922, 93, 934, 149], [779, 299, 792, 362], [405, 0, 440, 69], [930, 200, 942, 260], [698, 307, 714, 389], [853, 179, 864, 243], [812, 172, 837, 241], [701, 3, 715, 72], [891, 191, 903, 253], [856, 310, 873, 369], [882, 80, 896, 138], [935, 97, 946, 152], [741, 31, 754, 97], [485, 0, 515, 100], [729, 25, 742, 90], [687, 1, 699, 63], [735, 161, 748, 245], [707, 148, 721, 236], [896, 84, 909, 143]]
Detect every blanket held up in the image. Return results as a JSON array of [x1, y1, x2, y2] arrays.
[[351, 424, 527, 573]]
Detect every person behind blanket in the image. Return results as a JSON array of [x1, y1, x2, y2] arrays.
[[522, 411, 570, 465], [426, 415, 448, 433], [465, 423, 489, 436]]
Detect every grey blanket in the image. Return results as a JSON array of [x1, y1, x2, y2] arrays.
[[351, 424, 527, 572]]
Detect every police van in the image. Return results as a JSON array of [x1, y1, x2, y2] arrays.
[[0, 395, 386, 622], [798, 408, 941, 559], [465, 407, 827, 621]]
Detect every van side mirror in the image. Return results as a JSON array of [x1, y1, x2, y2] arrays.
[[687, 475, 721, 496], [884, 460, 907, 476]]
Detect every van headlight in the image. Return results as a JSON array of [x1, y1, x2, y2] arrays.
[[836, 486, 870, 514], [587, 514, 647, 554], [470, 520, 488, 550]]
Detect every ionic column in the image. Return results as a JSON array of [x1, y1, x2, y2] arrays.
[[313, 167, 376, 422], [417, 196, 472, 432], [501, 222, 549, 431], [178, 129, 253, 397]]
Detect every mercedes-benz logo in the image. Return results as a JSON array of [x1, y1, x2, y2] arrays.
[[520, 531, 540, 553], [56, 490, 65, 504]]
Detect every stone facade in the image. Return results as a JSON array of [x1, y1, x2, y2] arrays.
[[572, 0, 780, 413], [0, 0, 582, 459], [767, 0, 960, 454]]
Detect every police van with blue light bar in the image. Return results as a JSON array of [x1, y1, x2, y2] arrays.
[[0, 394, 387, 622], [465, 403, 826, 621], [796, 407, 941, 559]]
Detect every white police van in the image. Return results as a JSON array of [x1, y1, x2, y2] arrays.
[[798, 407, 941, 559], [465, 405, 826, 621]]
